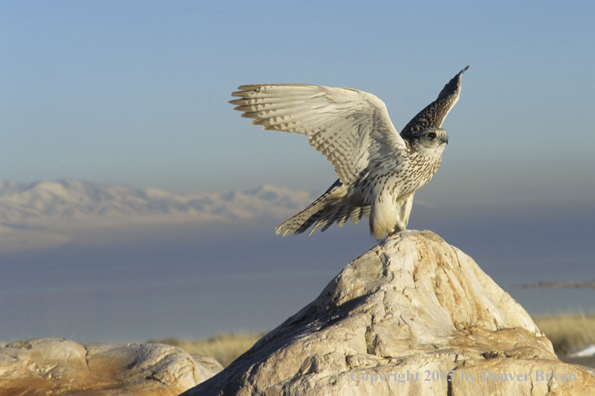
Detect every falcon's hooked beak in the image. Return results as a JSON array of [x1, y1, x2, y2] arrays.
[[440, 133, 449, 145]]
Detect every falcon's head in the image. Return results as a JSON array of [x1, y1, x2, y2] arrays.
[[410, 127, 448, 156]]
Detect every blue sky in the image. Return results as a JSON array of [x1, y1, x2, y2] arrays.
[[2, 0, 594, 205]]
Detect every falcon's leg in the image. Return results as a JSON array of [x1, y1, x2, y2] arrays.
[[369, 189, 399, 240], [390, 192, 415, 235]]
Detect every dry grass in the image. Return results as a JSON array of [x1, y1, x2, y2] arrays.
[[148, 332, 265, 367], [148, 315, 595, 367], [533, 314, 595, 355]]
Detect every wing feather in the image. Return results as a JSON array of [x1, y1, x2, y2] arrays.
[[230, 84, 406, 184]]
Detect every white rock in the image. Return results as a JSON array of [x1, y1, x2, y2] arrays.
[[569, 345, 595, 358], [0, 337, 222, 395], [183, 230, 595, 395]]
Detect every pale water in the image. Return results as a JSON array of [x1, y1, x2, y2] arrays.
[[1, 202, 594, 343]]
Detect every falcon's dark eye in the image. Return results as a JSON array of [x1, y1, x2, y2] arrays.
[[427, 132, 436, 139]]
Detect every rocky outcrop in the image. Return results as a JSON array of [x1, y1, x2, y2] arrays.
[[183, 230, 595, 395], [0, 338, 222, 395]]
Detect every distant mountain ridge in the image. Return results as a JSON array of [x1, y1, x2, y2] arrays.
[[0, 179, 314, 225]]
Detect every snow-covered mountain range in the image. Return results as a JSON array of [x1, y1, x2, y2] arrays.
[[0, 179, 314, 225]]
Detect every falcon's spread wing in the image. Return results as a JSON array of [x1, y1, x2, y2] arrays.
[[230, 84, 407, 185], [400, 66, 469, 139]]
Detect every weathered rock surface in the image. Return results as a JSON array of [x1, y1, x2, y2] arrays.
[[183, 230, 595, 395], [0, 338, 222, 395]]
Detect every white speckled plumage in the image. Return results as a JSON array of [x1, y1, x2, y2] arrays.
[[230, 67, 468, 239]]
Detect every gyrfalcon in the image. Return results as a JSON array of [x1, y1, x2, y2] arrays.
[[230, 66, 468, 239]]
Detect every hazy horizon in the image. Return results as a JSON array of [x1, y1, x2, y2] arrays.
[[0, 178, 593, 343]]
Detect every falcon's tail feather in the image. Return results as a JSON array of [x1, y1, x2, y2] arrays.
[[275, 181, 369, 236]]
